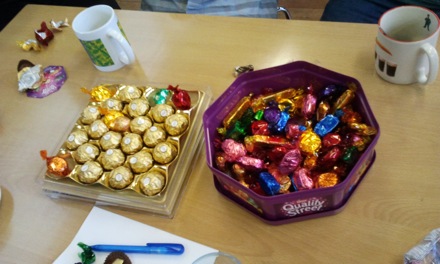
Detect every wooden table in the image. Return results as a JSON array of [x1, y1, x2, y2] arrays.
[[1, 5, 439, 263]]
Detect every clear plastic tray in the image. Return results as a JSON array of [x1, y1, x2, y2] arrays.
[[37, 83, 212, 218]]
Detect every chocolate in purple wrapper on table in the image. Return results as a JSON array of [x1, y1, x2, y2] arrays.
[[26, 65, 67, 98]]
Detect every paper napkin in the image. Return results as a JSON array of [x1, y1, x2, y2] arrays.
[[54, 206, 218, 264]]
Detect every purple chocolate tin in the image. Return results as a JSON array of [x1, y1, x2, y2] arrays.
[[203, 61, 380, 225]]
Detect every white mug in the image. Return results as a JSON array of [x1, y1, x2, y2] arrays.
[[72, 5, 135, 72], [375, 6, 440, 84]]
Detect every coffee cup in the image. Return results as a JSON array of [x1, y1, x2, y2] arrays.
[[375, 6, 439, 84], [72, 5, 135, 72]]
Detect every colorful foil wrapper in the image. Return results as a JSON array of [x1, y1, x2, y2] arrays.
[[213, 84, 377, 196], [17, 61, 67, 98], [35, 21, 54, 46]]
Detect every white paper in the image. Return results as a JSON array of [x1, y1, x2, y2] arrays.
[[54, 206, 218, 264]]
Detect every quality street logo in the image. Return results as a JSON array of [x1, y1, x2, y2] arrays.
[[281, 197, 327, 217]]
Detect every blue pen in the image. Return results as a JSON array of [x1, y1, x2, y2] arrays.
[[90, 243, 185, 255]]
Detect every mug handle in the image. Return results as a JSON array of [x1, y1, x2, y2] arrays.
[[107, 29, 136, 65], [417, 43, 438, 84]]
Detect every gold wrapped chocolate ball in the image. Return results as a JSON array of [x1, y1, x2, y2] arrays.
[[99, 131, 122, 150], [152, 142, 177, 164], [143, 125, 167, 147], [88, 119, 109, 139], [139, 170, 165, 196], [80, 105, 101, 125], [98, 148, 125, 170], [130, 116, 153, 134], [77, 161, 103, 184], [121, 133, 143, 154], [127, 98, 149, 117], [108, 166, 133, 190], [127, 149, 153, 174], [102, 98, 123, 111], [65, 129, 89, 150], [150, 104, 175, 123], [164, 113, 189, 136], [73, 143, 100, 163], [117, 85, 142, 102]]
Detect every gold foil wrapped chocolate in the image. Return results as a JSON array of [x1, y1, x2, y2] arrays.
[[128, 149, 153, 174], [139, 171, 166, 196], [130, 116, 153, 134], [99, 131, 122, 150], [98, 149, 125, 170], [153, 142, 177, 164], [81, 85, 116, 102], [43, 84, 202, 199], [102, 98, 123, 111], [88, 119, 109, 139], [165, 113, 189, 136], [150, 104, 175, 123], [80, 105, 101, 125], [73, 143, 100, 163], [127, 98, 150, 117], [77, 161, 103, 184], [143, 125, 167, 147], [65, 130, 89, 150], [117, 85, 142, 102], [108, 166, 133, 189], [121, 133, 143, 154]]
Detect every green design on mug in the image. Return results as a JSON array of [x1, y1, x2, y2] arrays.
[[118, 22, 129, 43], [80, 39, 114, 67]]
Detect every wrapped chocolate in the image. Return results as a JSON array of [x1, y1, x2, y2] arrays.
[[316, 172, 339, 188], [26, 65, 67, 98], [81, 85, 116, 102], [164, 113, 189, 136], [117, 85, 142, 102], [102, 98, 123, 111], [65, 130, 89, 150], [126, 98, 149, 117], [130, 116, 152, 134], [143, 125, 167, 147], [152, 142, 177, 164], [139, 170, 166, 196], [73, 143, 100, 163], [99, 131, 122, 150], [168, 84, 191, 110], [212, 84, 377, 197], [127, 149, 153, 174], [98, 149, 125, 170], [150, 104, 175, 123], [259, 172, 280, 196], [80, 105, 101, 125], [87, 119, 109, 139], [40, 150, 71, 178], [120, 133, 143, 154], [108, 166, 133, 189], [77, 161, 103, 184], [101, 109, 130, 132]]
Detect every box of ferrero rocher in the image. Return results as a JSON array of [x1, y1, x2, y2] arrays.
[[38, 83, 211, 217]]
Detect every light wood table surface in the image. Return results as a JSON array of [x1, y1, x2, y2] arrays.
[[1, 4, 440, 264]]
